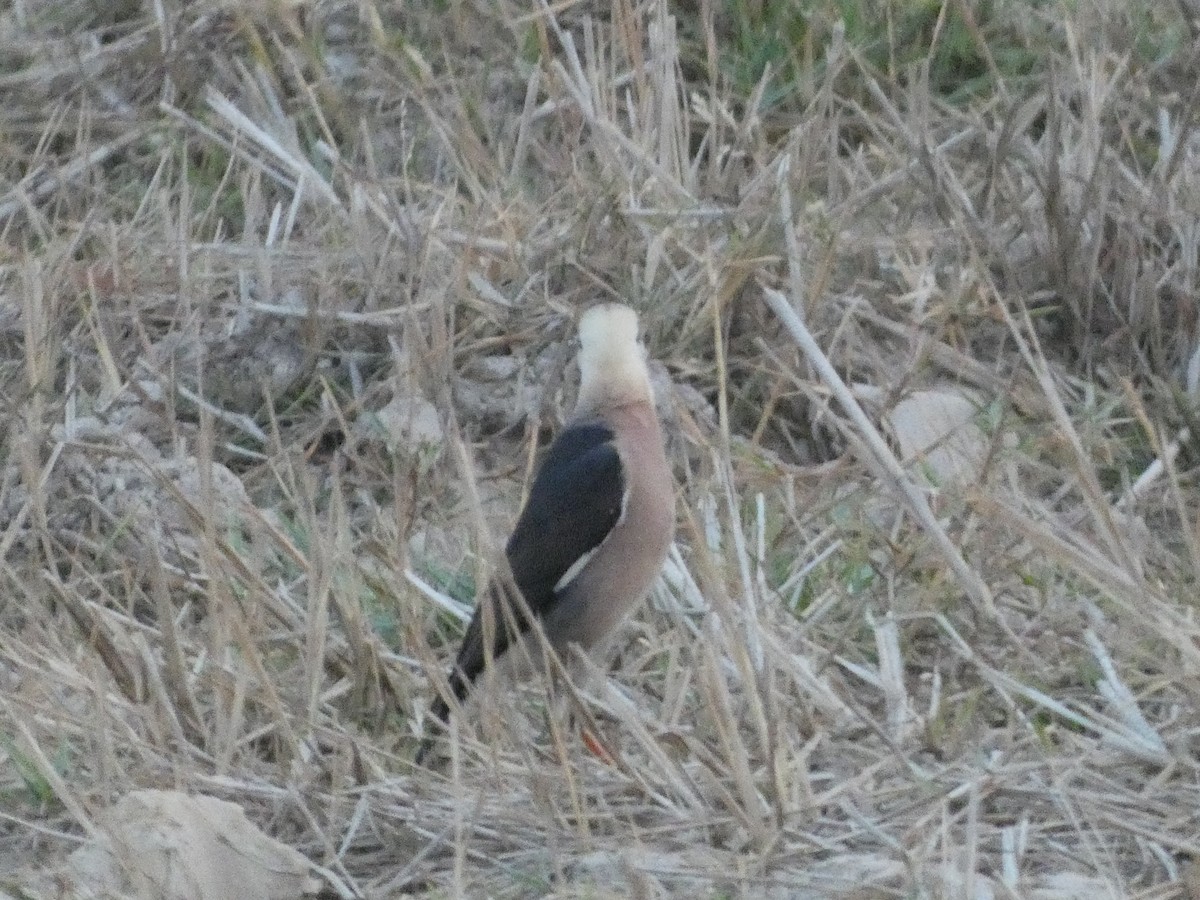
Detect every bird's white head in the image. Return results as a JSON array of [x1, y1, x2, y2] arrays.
[[575, 303, 653, 412]]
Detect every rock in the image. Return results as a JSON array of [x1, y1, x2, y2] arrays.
[[882, 388, 987, 488], [57, 790, 318, 900], [372, 394, 444, 451], [468, 354, 521, 381]]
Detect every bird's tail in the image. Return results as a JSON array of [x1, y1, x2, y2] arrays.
[[413, 576, 528, 766], [413, 675, 462, 766]]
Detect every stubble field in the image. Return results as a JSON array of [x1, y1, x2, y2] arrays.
[[2, 0, 1200, 897]]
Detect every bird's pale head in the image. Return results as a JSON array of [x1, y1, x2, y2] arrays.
[[576, 303, 653, 411]]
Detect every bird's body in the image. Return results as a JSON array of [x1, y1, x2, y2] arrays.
[[537, 404, 674, 651], [417, 304, 674, 763]]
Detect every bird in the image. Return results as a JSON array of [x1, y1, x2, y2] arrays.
[[415, 303, 675, 764]]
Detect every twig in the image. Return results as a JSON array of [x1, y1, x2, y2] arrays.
[[761, 287, 995, 616]]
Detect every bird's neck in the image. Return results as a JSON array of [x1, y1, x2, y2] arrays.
[[575, 364, 653, 417]]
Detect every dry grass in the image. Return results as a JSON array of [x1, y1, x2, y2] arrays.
[[2, 0, 1199, 896]]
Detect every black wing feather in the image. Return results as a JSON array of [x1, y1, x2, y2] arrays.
[[506, 422, 625, 609], [422, 421, 625, 740]]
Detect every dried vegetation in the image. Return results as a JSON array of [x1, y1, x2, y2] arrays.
[[2, 0, 1200, 896]]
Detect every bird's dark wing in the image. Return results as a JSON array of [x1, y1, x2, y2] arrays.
[[506, 421, 626, 609], [425, 421, 625, 730]]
